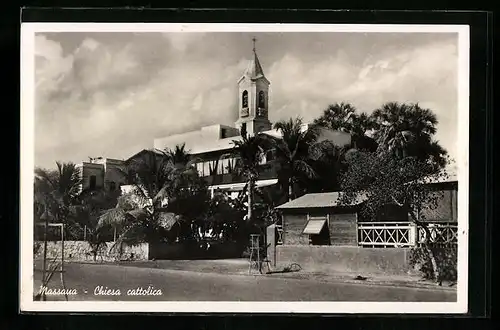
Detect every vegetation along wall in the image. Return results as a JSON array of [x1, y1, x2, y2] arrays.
[[33, 241, 149, 262]]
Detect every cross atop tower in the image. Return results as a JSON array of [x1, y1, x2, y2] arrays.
[[236, 36, 271, 135]]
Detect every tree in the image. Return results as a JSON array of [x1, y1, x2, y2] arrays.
[[71, 189, 121, 261], [33, 162, 82, 301], [313, 102, 377, 151], [34, 162, 83, 238], [306, 142, 349, 193], [98, 149, 209, 252], [164, 143, 193, 168], [339, 151, 452, 284], [312, 102, 358, 132], [230, 126, 273, 222], [202, 190, 247, 242], [371, 102, 447, 171], [272, 117, 319, 201], [310, 103, 378, 192]]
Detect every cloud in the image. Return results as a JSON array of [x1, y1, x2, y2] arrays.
[[35, 35, 74, 96], [33, 32, 459, 168], [264, 38, 458, 162], [163, 32, 207, 53], [34, 34, 250, 168]]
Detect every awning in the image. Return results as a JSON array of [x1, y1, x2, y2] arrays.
[[209, 179, 278, 192], [302, 219, 327, 235]]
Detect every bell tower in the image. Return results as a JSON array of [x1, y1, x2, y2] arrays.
[[235, 38, 272, 135]]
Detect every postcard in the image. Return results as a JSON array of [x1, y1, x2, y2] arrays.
[[20, 22, 469, 313]]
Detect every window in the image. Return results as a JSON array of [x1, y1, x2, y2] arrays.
[[218, 161, 225, 175], [109, 182, 116, 191], [259, 152, 266, 165], [303, 215, 330, 245], [303, 219, 326, 235], [221, 158, 230, 175], [266, 149, 275, 162], [203, 162, 210, 177], [221, 128, 227, 139], [242, 90, 248, 108], [241, 123, 247, 135], [258, 91, 265, 108], [196, 162, 204, 177], [209, 161, 218, 176], [89, 175, 97, 190], [227, 158, 235, 173], [232, 157, 242, 174]]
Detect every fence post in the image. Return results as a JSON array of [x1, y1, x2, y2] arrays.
[[409, 223, 417, 246], [266, 224, 276, 267]]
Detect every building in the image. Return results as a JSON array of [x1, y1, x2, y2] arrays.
[[125, 40, 352, 199], [275, 176, 458, 248], [266, 176, 458, 275], [77, 157, 127, 192], [76, 40, 353, 199]]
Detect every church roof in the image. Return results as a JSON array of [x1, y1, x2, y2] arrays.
[[154, 125, 352, 156], [243, 49, 266, 81]]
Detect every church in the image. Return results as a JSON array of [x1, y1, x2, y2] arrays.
[[78, 40, 353, 198]]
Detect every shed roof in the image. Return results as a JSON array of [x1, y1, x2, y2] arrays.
[[275, 192, 367, 210]]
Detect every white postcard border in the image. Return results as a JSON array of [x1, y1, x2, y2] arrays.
[[20, 22, 470, 314]]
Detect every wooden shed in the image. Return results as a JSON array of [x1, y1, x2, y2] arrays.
[[275, 179, 458, 248], [275, 192, 367, 246]]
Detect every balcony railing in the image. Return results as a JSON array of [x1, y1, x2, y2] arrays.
[[417, 222, 458, 245], [357, 222, 416, 248], [357, 222, 458, 248]]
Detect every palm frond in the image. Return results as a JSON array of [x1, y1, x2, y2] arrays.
[[157, 212, 182, 231], [98, 208, 127, 228], [127, 208, 149, 222], [293, 159, 317, 179]]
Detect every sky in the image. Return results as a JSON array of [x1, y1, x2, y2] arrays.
[[34, 31, 459, 169]]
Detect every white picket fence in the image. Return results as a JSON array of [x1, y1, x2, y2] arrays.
[[275, 221, 457, 248], [357, 222, 415, 247], [357, 221, 458, 248]]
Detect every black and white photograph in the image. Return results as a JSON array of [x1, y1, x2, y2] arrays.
[[20, 23, 469, 313]]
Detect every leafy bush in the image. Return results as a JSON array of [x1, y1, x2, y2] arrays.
[[33, 241, 42, 255], [408, 244, 457, 282]]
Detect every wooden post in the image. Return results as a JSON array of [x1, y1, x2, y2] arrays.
[[41, 210, 49, 301], [84, 225, 87, 241], [266, 225, 276, 267], [113, 227, 117, 242], [60, 224, 68, 301]]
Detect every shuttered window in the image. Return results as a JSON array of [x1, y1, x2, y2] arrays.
[[302, 219, 327, 235]]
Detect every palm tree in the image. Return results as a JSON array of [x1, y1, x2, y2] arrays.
[[33, 162, 82, 301], [313, 102, 357, 132], [34, 162, 82, 233], [165, 143, 192, 167], [313, 102, 377, 151], [98, 150, 176, 248], [371, 102, 447, 170], [230, 128, 273, 223], [71, 188, 120, 260], [98, 149, 209, 252], [272, 117, 319, 201]]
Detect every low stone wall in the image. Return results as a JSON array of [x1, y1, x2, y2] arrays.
[[33, 241, 149, 262], [149, 241, 245, 260], [276, 245, 419, 276]]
